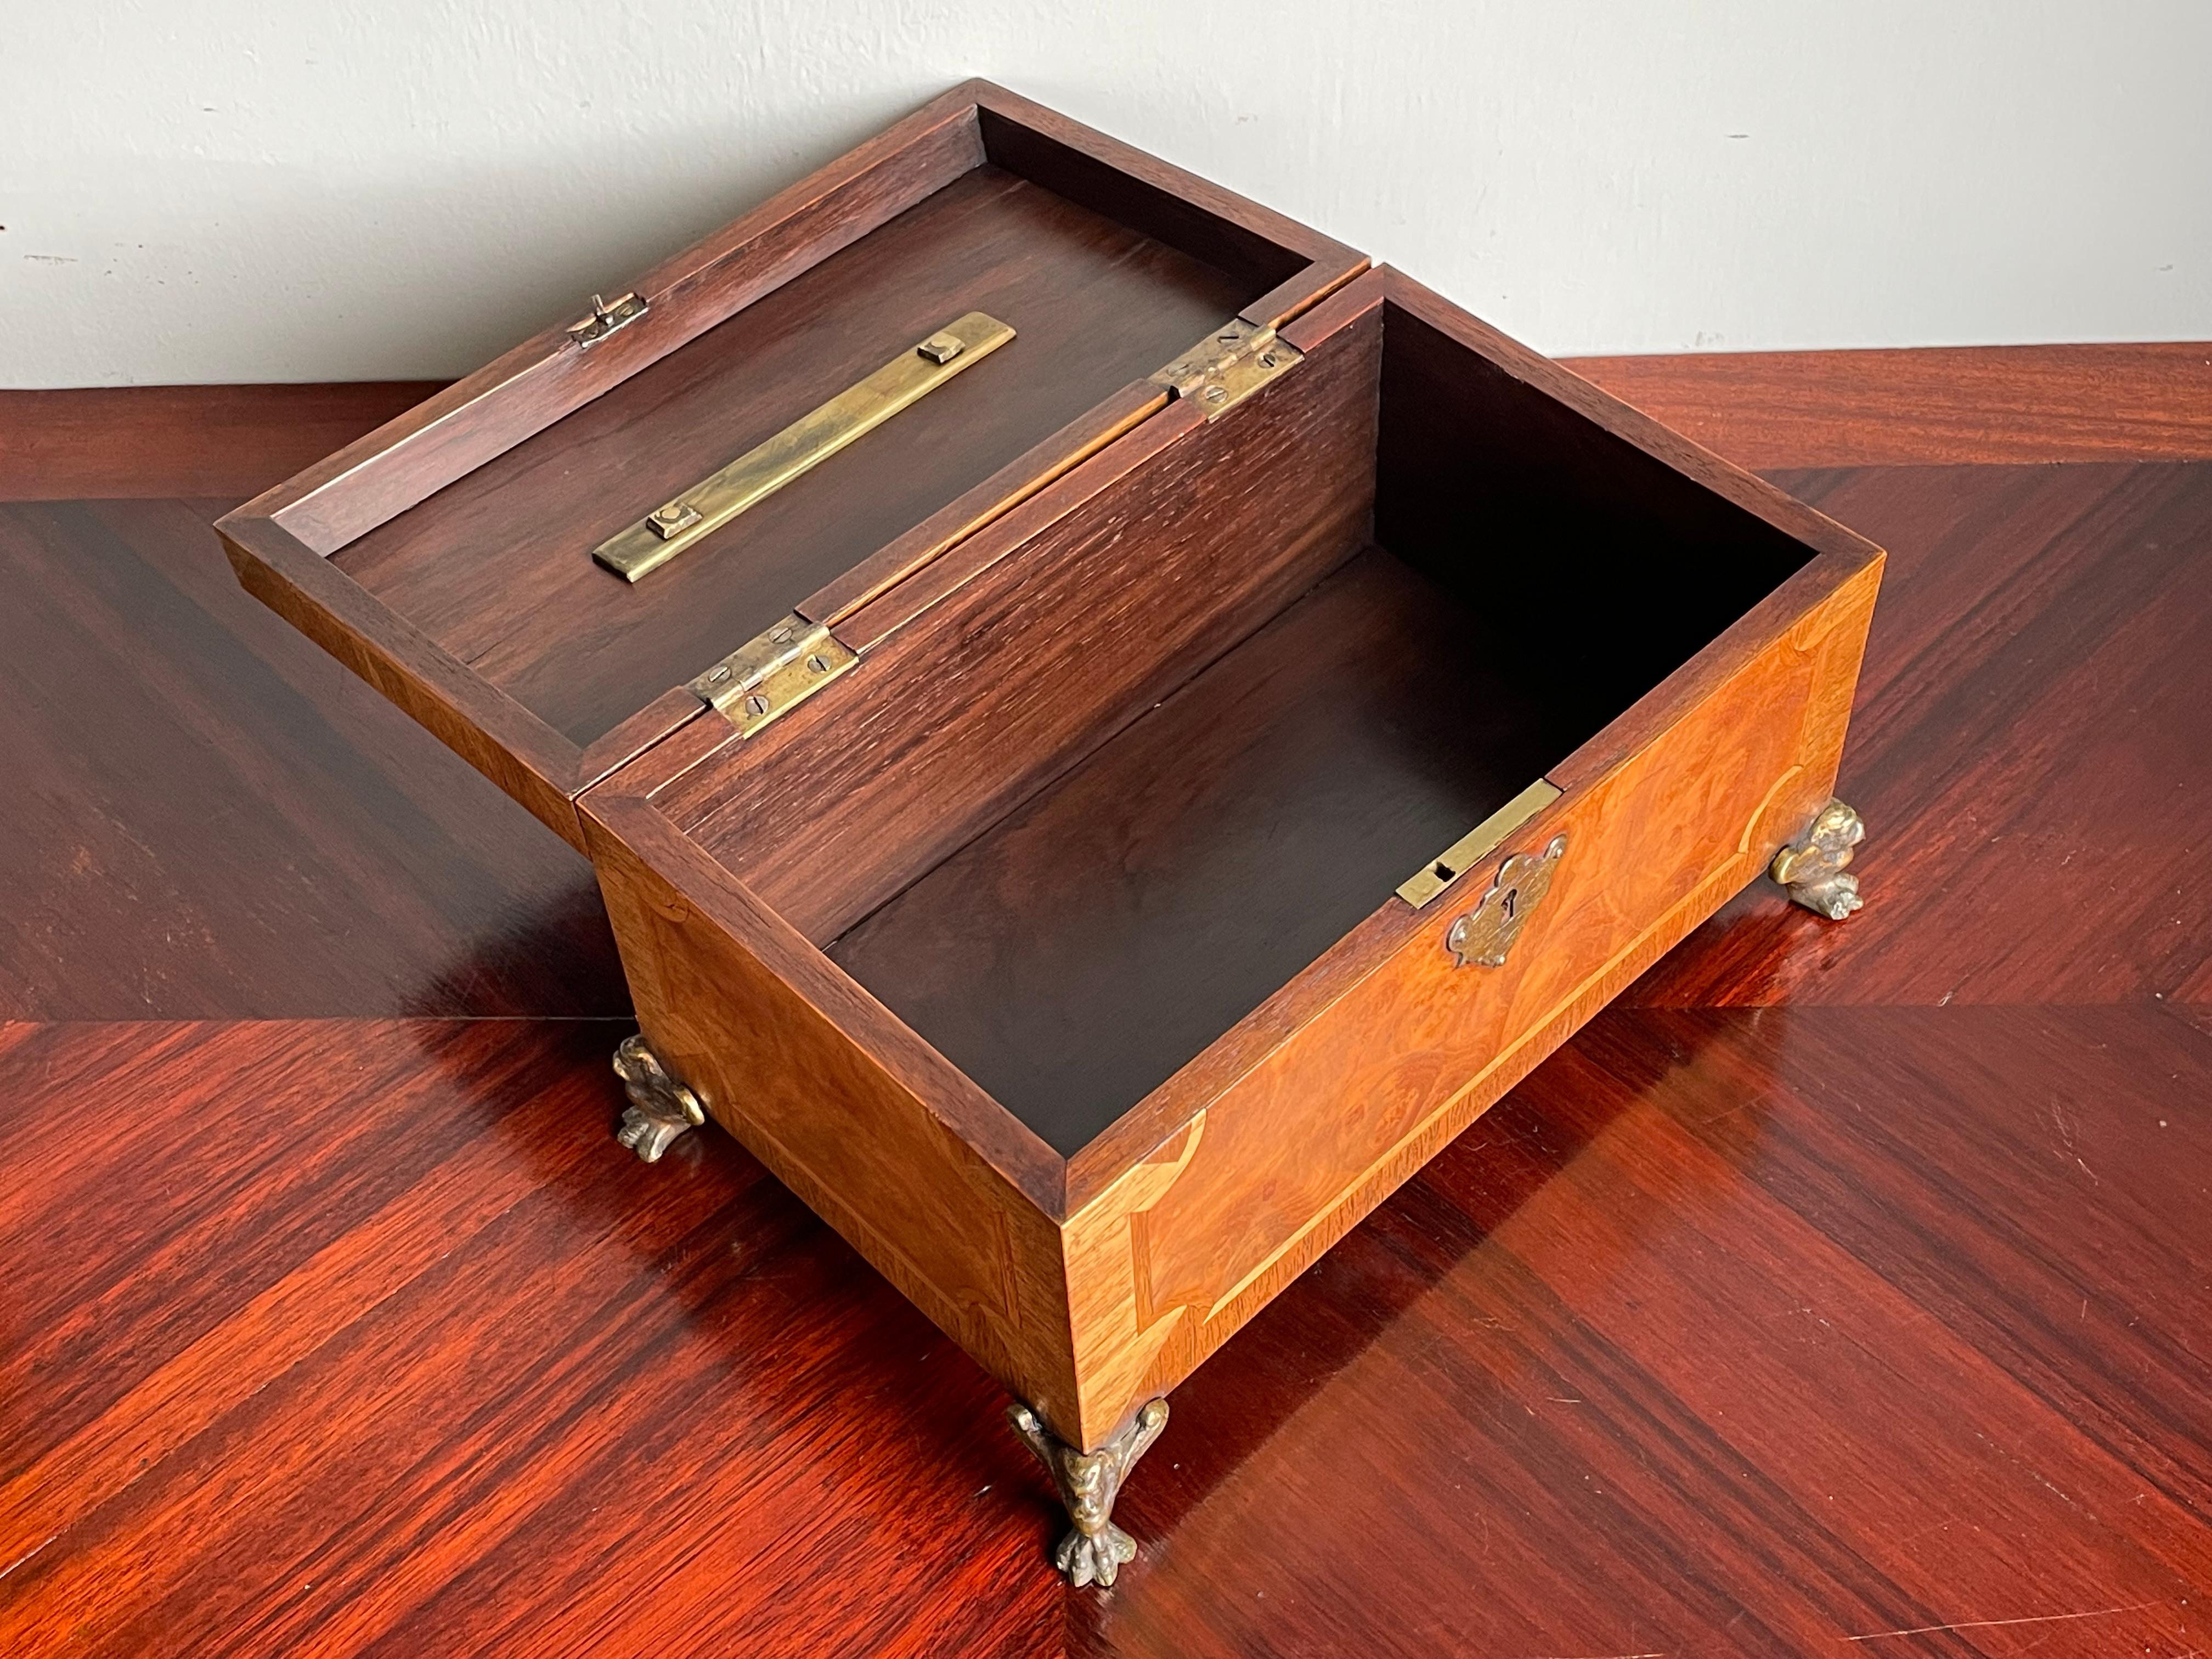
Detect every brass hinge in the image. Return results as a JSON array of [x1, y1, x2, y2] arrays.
[[687, 612, 858, 737], [1150, 318, 1302, 420], [567, 291, 648, 347]]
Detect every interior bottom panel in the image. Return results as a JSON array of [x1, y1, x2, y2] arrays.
[[826, 544, 1577, 1156]]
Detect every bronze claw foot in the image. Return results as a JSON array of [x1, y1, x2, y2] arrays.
[[1008, 1398, 1168, 1589], [612, 1035, 705, 1163], [1771, 798, 1866, 919]]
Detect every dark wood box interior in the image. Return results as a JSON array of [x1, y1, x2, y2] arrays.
[[649, 297, 1816, 1156], [329, 162, 1304, 748]]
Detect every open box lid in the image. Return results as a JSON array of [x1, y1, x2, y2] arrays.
[[216, 80, 1365, 851]]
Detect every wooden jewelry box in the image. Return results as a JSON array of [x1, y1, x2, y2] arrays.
[[219, 81, 1882, 1588]]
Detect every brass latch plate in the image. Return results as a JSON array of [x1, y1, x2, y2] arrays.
[[595, 312, 1016, 582], [1396, 780, 1563, 909], [1151, 318, 1302, 420], [687, 612, 859, 738]]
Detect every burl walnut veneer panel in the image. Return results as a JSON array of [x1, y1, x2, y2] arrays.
[[1053, 554, 1878, 1447]]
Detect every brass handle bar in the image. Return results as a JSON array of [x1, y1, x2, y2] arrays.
[[593, 311, 1017, 582]]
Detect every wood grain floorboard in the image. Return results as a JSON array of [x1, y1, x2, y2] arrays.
[[1568, 342, 2212, 467], [1, 375, 2207, 1655], [13, 343, 2207, 504], [0, 385, 446, 503], [1098, 1004, 2212, 1658], [0, 496, 624, 1018], [1632, 461, 2212, 1010], [0, 1007, 2202, 1656], [0, 1020, 1056, 1659]]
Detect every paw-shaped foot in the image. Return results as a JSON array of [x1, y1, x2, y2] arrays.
[[1771, 799, 1867, 921], [617, 1102, 695, 1163], [1053, 1520, 1139, 1589], [1008, 1398, 1167, 1589], [612, 1035, 706, 1164], [1793, 871, 1863, 921]]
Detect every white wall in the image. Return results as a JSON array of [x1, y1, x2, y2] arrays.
[[5, 1, 2208, 387]]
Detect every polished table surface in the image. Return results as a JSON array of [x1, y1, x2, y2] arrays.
[[1, 353, 2208, 1656]]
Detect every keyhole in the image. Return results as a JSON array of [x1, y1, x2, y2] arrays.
[[1500, 887, 1519, 921]]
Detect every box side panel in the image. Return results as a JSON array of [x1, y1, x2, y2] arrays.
[[1375, 268, 1880, 572], [1059, 556, 1881, 1448], [582, 794, 1082, 1434]]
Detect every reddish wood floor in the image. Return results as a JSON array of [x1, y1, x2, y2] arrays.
[[1569, 342, 2212, 467], [2, 356, 2208, 1656]]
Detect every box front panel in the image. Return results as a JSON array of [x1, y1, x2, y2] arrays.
[[1059, 556, 1880, 1448]]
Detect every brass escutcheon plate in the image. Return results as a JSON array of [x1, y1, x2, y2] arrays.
[[1445, 834, 1567, 968]]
